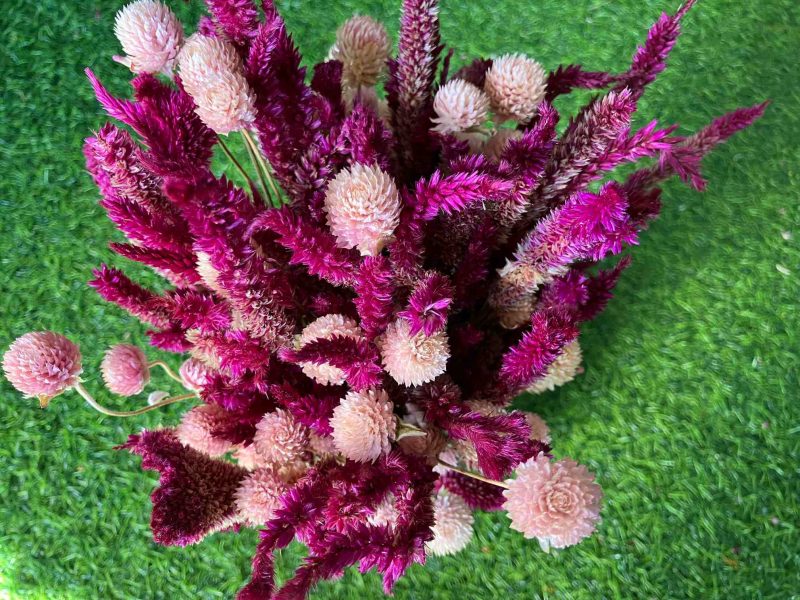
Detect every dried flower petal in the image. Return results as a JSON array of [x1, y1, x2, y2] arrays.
[[101, 344, 150, 396], [330, 388, 396, 462]]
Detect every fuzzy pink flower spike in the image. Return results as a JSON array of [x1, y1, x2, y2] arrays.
[[330, 388, 396, 462], [101, 344, 150, 396], [113, 0, 184, 74]]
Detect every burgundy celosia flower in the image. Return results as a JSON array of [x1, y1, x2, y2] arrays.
[[426, 491, 474, 556], [380, 318, 449, 386], [113, 0, 184, 74], [3, 332, 82, 403], [179, 357, 212, 392], [330, 388, 396, 462], [101, 344, 150, 396], [331, 15, 391, 88], [484, 53, 547, 123], [176, 404, 235, 457], [253, 408, 309, 464]]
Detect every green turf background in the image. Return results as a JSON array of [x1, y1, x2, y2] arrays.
[[1, 0, 798, 598]]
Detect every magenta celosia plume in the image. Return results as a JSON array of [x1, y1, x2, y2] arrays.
[[1, 0, 765, 597]]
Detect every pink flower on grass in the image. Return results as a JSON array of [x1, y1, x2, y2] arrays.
[[485, 53, 547, 123], [2, 332, 82, 404], [331, 15, 391, 88], [298, 314, 363, 385], [101, 344, 150, 396], [330, 388, 396, 462], [176, 404, 234, 457], [113, 0, 184, 74], [503, 453, 602, 550], [235, 467, 288, 525], [380, 319, 449, 386], [253, 409, 309, 464], [426, 491, 475, 556]]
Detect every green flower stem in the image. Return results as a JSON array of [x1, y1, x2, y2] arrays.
[[147, 361, 184, 385]]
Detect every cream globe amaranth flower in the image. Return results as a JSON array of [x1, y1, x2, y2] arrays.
[[113, 0, 184, 74], [380, 318, 450, 386], [426, 491, 475, 556], [100, 344, 150, 396], [483, 128, 523, 162], [2, 332, 83, 405], [179, 357, 212, 392], [330, 15, 391, 88], [324, 163, 401, 256], [253, 408, 309, 464], [330, 388, 396, 462], [503, 452, 602, 550], [432, 79, 491, 134], [527, 340, 583, 394], [234, 467, 288, 525], [308, 432, 338, 458], [485, 53, 547, 123], [298, 314, 363, 385], [176, 403, 235, 457]]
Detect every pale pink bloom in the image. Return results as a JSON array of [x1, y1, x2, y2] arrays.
[[432, 79, 490, 134], [2, 332, 82, 403], [324, 164, 401, 256], [380, 319, 449, 386], [524, 413, 551, 444], [503, 453, 602, 550], [185, 329, 221, 369], [195, 251, 223, 294], [485, 53, 547, 123], [253, 409, 309, 464], [368, 495, 399, 526], [527, 340, 583, 394], [330, 15, 391, 88], [100, 344, 150, 396], [298, 314, 363, 385], [233, 444, 260, 470], [179, 358, 212, 392], [176, 404, 234, 457], [234, 467, 287, 525], [178, 34, 256, 134], [426, 491, 474, 556], [113, 0, 184, 74], [308, 432, 338, 458], [330, 388, 396, 462], [483, 129, 523, 162]]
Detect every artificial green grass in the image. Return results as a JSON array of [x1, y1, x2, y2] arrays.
[[1, 0, 798, 598]]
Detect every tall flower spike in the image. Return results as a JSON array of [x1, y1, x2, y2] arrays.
[[432, 79, 490, 134], [3, 332, 82, 405], [330, 388, 396, 462], [485, 53, 547, 123], [426, 491, 474, 556], [101, 344, 150, 397], [253, 409, 309, 464], [331, 15, 392, 88], [380, 318, 450, 386], [113, 0, 184, 74], [298, 314, 363, 385]]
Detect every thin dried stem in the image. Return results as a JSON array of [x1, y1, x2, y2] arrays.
[[241, 129, 282, 206], [218, 136, 257, 197], [148, 361, 183, 385], [437, 459, 510, 489], [73, 382, 194, 417]]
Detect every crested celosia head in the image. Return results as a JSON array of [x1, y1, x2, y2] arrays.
[[100, 343, 150, 396], [432, 79, 491, 134], [178, 34, 256, 134], [527, 340, 583, 394], [234, 467, 288, 525], [426, 491, 475, 556], [179, 358, 212, 392], [175, 403, 234, 457], [330, 388, 396, 462], [484, 53, 547, 123], [503, 453, 602, 550], [2, 332, 82, 404], [324, 164, 401, 256], [298, 314, 363, 385], [253, 408, 309, 464], [380, 319, 450, 386], [113, 0, 184, 74], [331, 15, 391, 88], [524, 413, 551, 444], [483, 128, 522, 162]]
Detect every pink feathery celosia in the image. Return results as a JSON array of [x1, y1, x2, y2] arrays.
[[113, 0, 184, 74], [483, 128, 522, 162], [100, 343, 150, 396], [524, 413, 551, 444], [426, 491, 474, 556], [324, 164, 401, 256], [527, 340, 583, 394], [175, 404, 234, 457], [330, 388, 396, 462], [179, 357, 212, 392], [503, 452, 602, 550], [432, 79, 490, 134], [331, 15, 391, 88], [380, 318, 449, 386], [2, 332, 83, 404], [235, 467, 288, 525], [178, 33, 256, 134], [485, 53, 547, 123], [253, 408, 309, 464], [298, 314, 363, 385]]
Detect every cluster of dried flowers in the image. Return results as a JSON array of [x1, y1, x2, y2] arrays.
[[2, 0, 764, 597]]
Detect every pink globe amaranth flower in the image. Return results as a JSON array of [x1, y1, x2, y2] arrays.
[[179, 357, 212, 392], [330, 388, 396, 462], [113, 0, 184, 74], [235, 467, 288, 525], [503, 452, 602, 550], [253, 409, 309, 464], [178, 34, 256, 134], [100, 344, 150, 396], [233, 444, 260, 470], [524, 413, 551, 444], [176, 404, 234, 457], [426, 491, 475, 556], [380, 318, 450, 386], [432, 79, 491, 134], [331, 15, 391, 88], [485, 53, 547, 123], [308, 432, 338, 458], [2, 332, 82, 404], [324, 164, 401, 256], [368, 494, 399, 526], [298, 314, 363, 385], [527, 340, 583, 394], [483, 128, 523, 162]]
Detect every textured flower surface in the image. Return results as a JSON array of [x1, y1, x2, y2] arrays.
[[253, 408, 309, 463], [176, 404, 235, 457], [298, 314, 363, 385], [483, 128, 522, 162], [432, 79, 490, 134], [235, 467, 288, 525], [380, 318, 449, 386], [2, 332, 82, 401], [113, 0, 183, 74], [527, 340, 583, 393], [330, 388, 396, 462], [426, 491, 475, 556], [485, 53, 547, 122], [503, 453, 602, 549], [179, 358, 212, 392], [524, 413, 551, 444], [331, 15, 391, 88], [101, 344, 150, 396]]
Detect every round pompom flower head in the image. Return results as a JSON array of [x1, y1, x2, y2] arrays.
[[235, 467, 288, 525], [527, 340, 583, 394], [297, 314, 363, 385], [380, 318, 450, 386], [176, 403, 234, 457], [432, 79, 491, 134], [253, 409, 309, 464], [2, 332, 82, 406], [179, 357, 212, 392], [426, 491, 475, 556], [100, 344, 150, 396], [330, 15, 391, 88], [503, 452, 602, 551], [113, 0, 184, 74], [484, 53, 547, 123], [324, 164, 401, 256], [330, 388, 396, 462]]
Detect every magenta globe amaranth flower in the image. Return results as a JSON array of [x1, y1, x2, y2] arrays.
[[2, 332, 82, 405], [101, 344, 150, 396]]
